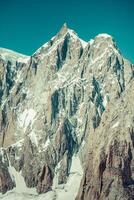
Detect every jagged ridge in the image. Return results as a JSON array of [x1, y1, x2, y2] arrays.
[[0, 24, 134, 200]]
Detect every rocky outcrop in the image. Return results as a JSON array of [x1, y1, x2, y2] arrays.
[[37, 165, 53, 193], [0, 149, 15, 194], [76, 80, 134, 200], [0, 25, 134, 199]]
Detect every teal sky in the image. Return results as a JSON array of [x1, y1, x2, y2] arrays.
[[0, 0, 134, 63]]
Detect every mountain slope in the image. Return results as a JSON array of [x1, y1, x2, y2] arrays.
[[0, 24, 134, 200]]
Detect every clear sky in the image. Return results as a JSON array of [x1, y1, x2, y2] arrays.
[[0, 0, 134, 63]]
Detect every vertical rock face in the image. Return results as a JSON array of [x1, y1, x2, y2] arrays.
[[76, 82, 134, 200], [37, 165, 53, 193], [0, 25, 134, 199], [0, 149, 15, 194]]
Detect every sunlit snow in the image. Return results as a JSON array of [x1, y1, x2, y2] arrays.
[[18, 109, 36, 131], [0, 155, 83, 200]]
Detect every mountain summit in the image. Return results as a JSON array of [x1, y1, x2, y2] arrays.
[[0, 25, 134, 200]]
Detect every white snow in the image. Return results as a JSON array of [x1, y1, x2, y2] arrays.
[[0, 148, 5, 163], [80, 39, 87, 48], [35, 36, 56, 54], [0, 48, 29, 63], [1, 98, 8, 110], [70, 155, 83, 174], [68, 29, 78, 39], [18, 108, 36, 132], [103, 95, 108, 107], [96, 33, 112, 39], [11, 139, 24, 148], [35, 29, 75, 59], [51, 155, 83, 200], [29, 131, 38, 146], [56, 155, 83, 200], [17, 57, 30, 63], [0, 155, 83, 200], [109, 44, 119, 55], [68, 29, 87, 48], [89, 48, 109, 66], [34, 27, 87, 60], [42, 138, 50, 151], [7, 158, 37, 195], [111, 121, 119, 129], [0, 192, 54, 200], [89, 39, 94, 45], [52, 160, 61, 190], [81, 140, 86, 148]]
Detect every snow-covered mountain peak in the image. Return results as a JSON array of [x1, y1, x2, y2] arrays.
[[0, 48, 30, 63], [34, 24, 87, 60], [96, 33, 113, 39], [58, 22, 68, 36], [0, 25, 134, 200], [56, 23, 87, 47], [94, 33, 116, 48]]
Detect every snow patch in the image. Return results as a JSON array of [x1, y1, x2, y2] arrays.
[[8, 159, 37, 194], [56, 155, 83, 200], [11, 139, 24, 149], [80, 39, 87, 48], [0, 48, 29, 63], [0, 148, 5, 163], [29, 131, 38, 146], [17, 57, 30, 63], [70, 155, 83, 174], [103, 95, 108, 107], [68, 29, 78, 39], [81, 140, 86, 148], [0, 192, 54, 200], [52, 155, 83, 200], [1, 155, 83, 200], [35, 28, 87, 59], [89, 39, 94, 45], [42, 138, 50, 151], [18, 109, 36, 132], [96, 33, 112, 39], [52, 160, 61, 190], [89, 47, 109, 66], [68, 29, 87, 48], [111, 121, 119, 129]]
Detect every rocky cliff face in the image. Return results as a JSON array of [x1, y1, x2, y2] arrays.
[[0, 24, 134, 200]]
